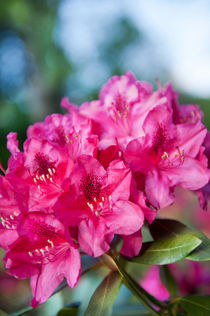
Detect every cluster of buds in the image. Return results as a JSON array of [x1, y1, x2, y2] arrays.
[[0, 72, 209, 307]]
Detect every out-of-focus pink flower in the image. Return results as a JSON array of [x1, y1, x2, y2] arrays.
[[4, 212, 80, 307], [54, 155, 144, 257], [141, 266, 169, 301], [170, 261, 210, 296]]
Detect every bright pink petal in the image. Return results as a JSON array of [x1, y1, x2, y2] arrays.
[[78, 219, 112, 257], [176, 122, 207, 158], [7, 133, 20, 155], [105, 200, 144, 235], [30, 260, 64, 305], [106, 160, 132, 201], [121, 230, 142, 257], [165, 157, 209, 190], [60, 247, 81, 288], [145, 170, 175, 209]]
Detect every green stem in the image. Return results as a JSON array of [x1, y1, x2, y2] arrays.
[[115, 261, 163, 316]]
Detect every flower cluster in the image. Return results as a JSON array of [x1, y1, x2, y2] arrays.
[[0, 72, 209, 307]]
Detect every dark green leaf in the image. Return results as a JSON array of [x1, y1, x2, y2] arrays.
[[179, 295, 210, 316], [129, 233, 201, 265], [84, 270, 122, 316], [57, 306, 79, 316], [149, 218, 210, 262], [149, 218, 190, 240], [160, 265, 178, 297], [186, 231, 210, 262]]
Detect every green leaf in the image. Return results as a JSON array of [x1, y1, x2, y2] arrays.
[[179, 295, 210, 316], [129, 233, 201, 265], [57, 306, 79, 316], [84, 270, 122, 316], [186, 231, 210, 262], [149, 218, 191, 240], [160, 265, 178, 297], [148, 218, 210, 262]]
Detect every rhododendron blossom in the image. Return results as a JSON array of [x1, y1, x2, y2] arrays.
[[0, 72, 209, 310], [54, 156, 144, 257]]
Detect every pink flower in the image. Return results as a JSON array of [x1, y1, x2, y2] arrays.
[[197, 131, 210, 210], [160, 81, 203, 125], [141, 266, 169, 301], [4, 212, 80, 307], [125, 104, 209, 208], [54, 155, 144, 257], [0, 176, 20, 249], [27, 112, 97, 160], [80, 72, 165, 151], [19, 137, 73, 211], [170, 261, 210, 296]]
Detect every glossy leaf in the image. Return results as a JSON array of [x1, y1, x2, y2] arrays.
[[84, 270, 122, 316], [149, 218, 210, 262], [149, 218, 191, 240], [128, 233, 201, 265], [179, 295, 210, 316], [186, 230, 210, 261]]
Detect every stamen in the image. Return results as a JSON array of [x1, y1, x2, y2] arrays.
[[47, 239, 54, 248], [40, 248, 45, 256]]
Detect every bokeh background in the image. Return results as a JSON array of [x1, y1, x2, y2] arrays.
[[0, 1, 210, 315]]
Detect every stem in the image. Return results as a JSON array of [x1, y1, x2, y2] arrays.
[[114, 260, 163, 316]]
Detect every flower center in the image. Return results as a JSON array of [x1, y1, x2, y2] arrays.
[[152, 124, 173, 153], [81, 173, 113, 217], [33, 153, 56, 186], [0, 211, 20, 230], [109, 94, 130, 120], [81, 173, 102, 202], [27, 223, 65, 262], [54, 126, 68, 147]]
